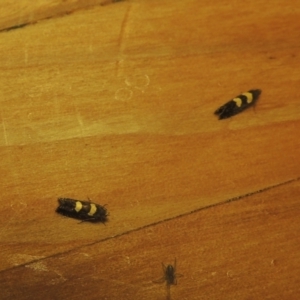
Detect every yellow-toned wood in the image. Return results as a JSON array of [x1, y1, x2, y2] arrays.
[[1, 180, 300, 299], [0, 0, 118, 31], [0, 0, 299, 299]]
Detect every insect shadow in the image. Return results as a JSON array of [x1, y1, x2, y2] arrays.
[[153, 258, 183, 300]]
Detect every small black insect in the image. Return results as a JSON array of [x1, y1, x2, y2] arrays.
[[56, 198, 108, 223], [154, 259, 182, 300], [214, 89, 261, 119], [153, 258, 182, 286]]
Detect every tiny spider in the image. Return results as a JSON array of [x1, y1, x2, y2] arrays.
[[153, 258, 182, 286]]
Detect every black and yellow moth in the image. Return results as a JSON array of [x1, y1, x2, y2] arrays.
[[56, 198, 108, 223], [214, 89, 261, 119]]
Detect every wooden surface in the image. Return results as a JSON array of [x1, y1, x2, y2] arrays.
[[0, 1, 299, 299]]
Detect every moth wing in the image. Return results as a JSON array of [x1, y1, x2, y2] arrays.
[[215, 101, 238, 119]]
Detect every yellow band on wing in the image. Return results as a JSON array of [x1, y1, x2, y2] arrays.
[[88, 204, 97, 216], [232, 97, 242, 107], [242, 92, 253, 103], [75, 201, 83, 212]]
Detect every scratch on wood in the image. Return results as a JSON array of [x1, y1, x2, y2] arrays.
[[25, 261, 49, 272], [118, 4, 131, 50], [48, 270, 67, 285], [75, 112, 85, 137], [101, 0, 126, 6], [115, 3, 131, 76], [8, 254, 45, 267], [0, 1, 127, 34], [3, 23, 28, 32]]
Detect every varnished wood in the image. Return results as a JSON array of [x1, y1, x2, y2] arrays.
[[1, 180, 300, 299], [0, 0, 299, 299], [0, 0, 118, 31]]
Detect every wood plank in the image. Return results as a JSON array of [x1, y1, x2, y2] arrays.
[[0, 0, 122, 31], [1, 178, 299, 299], [0, 0, 299, 298]]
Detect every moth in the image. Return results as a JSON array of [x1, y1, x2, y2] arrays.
[[56, 198, 108, 223], [214, 89, 261, 119]]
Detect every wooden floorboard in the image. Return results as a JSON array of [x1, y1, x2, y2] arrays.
[[1, 179, 300, 299], [0, 0, 299, 299]]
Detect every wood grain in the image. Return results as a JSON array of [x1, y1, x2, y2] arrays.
[[0, 0, 299, 299], [0, 0, 121, 31], [1, 179, 300, 299]]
